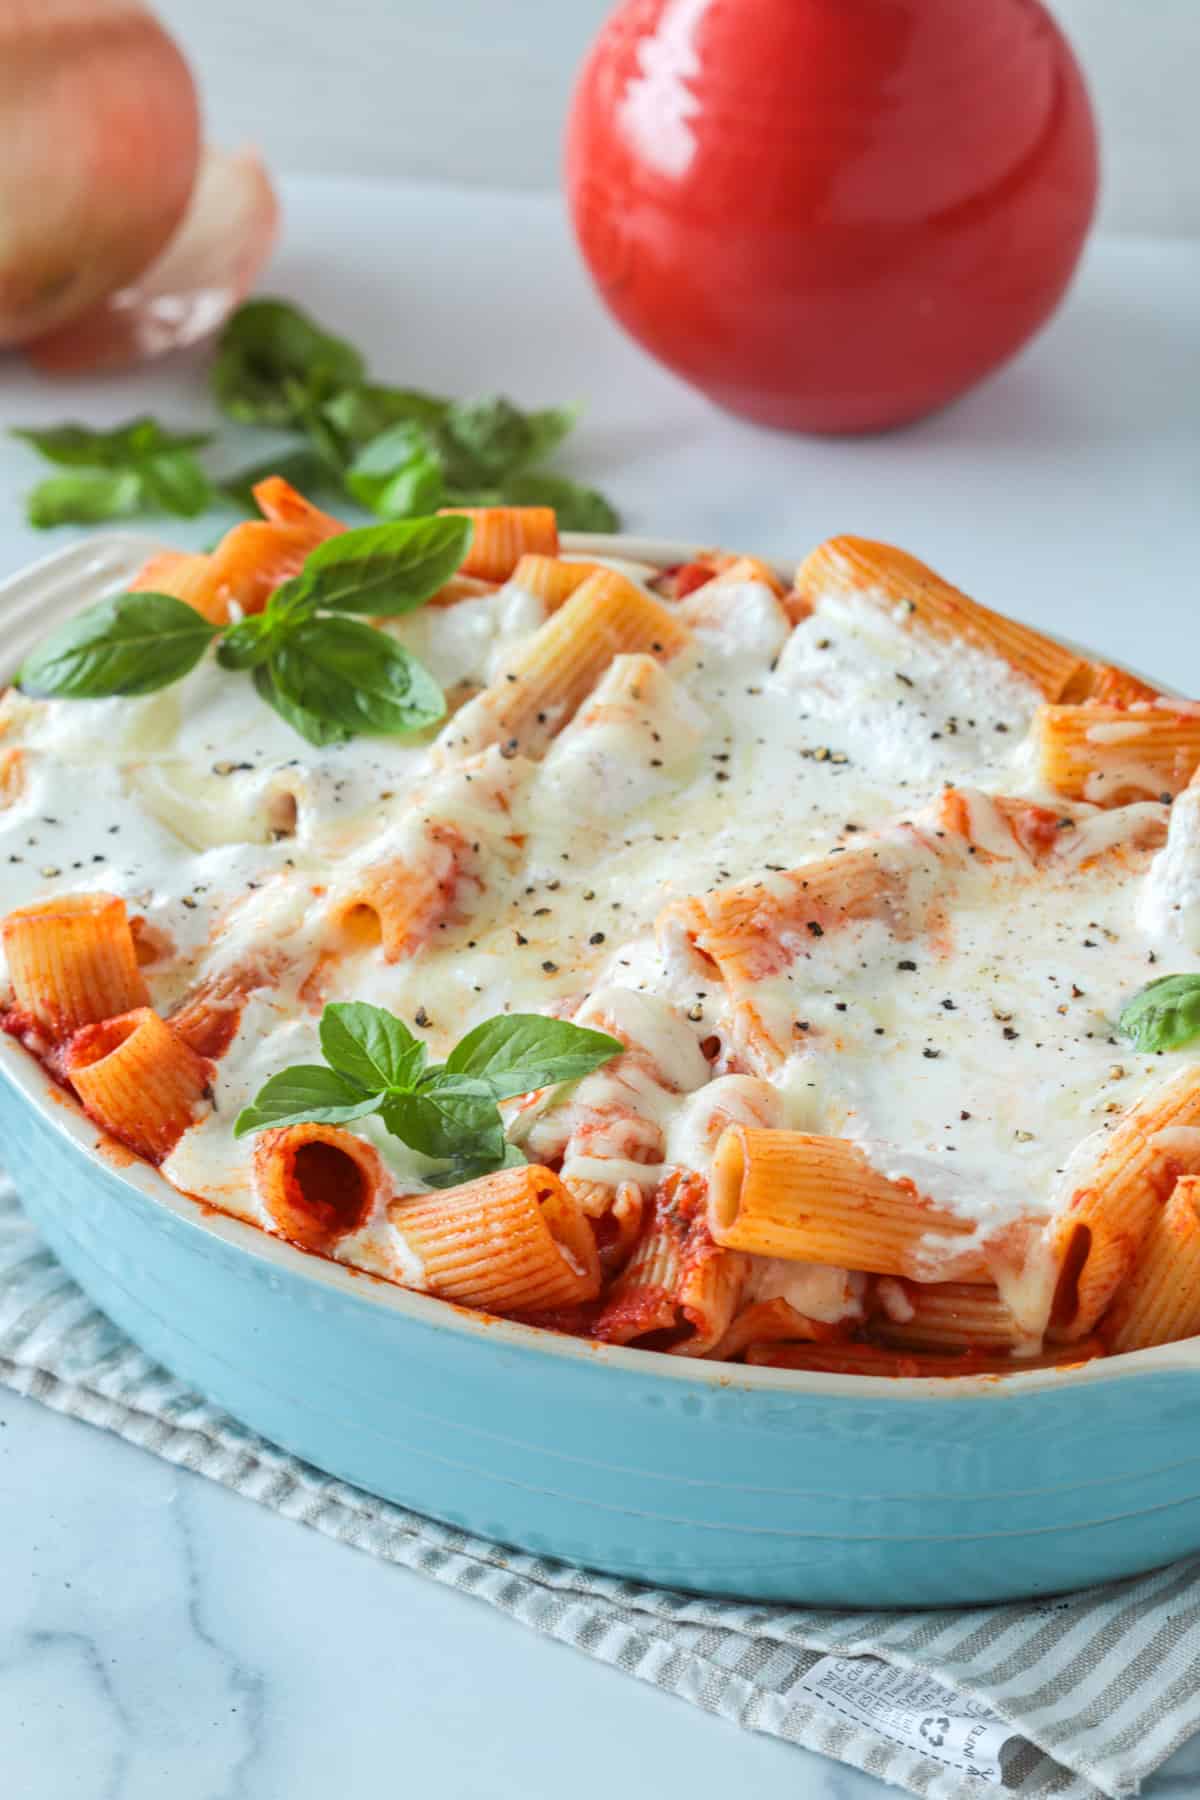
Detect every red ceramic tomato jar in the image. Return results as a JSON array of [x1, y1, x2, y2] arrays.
[[566, 0, 1099, 433]]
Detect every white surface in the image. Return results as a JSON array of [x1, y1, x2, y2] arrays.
[[1, 174, 1200, 1799], [154, 0, 1200, 236]]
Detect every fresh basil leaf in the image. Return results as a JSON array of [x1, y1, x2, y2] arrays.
[[212, 299, 365, 426], [442, 1013, 623, 1101], [25, 470, 145, 530], [381, 1089, 506, 1162], [18, 592, 217, 698], [253, 660, 353, 747], [322, 384, 450, 454], [422, 1141, 527, 1190], [268, 618, 445, 741], [15, 418, 220, 526], [346, 424, 445, 518], [216, 613, 276, 672], [137, 449, 215, 518], [373, 459, 444, 521], [512, 407, 578, 474], [1118, 975, 1200, 1053], [221, 447, 343, 514], [233, 1065, 381, 1137], [437, 396, 576, 487], [413, 1071, 501, 1099], [319, 1003, 427, 1093], [286, 515, 471, 616], [260, 579, 321, 641], [12, 417, 210, 469], [282, 373, 356, 468], [217, 575, 321, 674], [496, 472, 619, 533]]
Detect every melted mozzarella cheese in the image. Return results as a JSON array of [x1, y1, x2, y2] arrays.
[[2, 564, 1197, 1336]]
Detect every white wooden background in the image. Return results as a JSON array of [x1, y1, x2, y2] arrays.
[[156, 0, 1200, 237]]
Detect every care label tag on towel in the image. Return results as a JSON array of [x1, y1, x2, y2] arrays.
[[796, 1654, 1015, 1783]]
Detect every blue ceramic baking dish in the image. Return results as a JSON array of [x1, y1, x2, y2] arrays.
[[3, 533, 1200, 1608]]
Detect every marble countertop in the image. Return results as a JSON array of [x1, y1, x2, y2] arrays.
[[2, 176, 1199, 1799]]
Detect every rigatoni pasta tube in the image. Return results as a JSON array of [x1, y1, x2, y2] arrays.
[[1102, 1178, 1200, 1353], [3, 892, 149, 1038], [872, 1281, 1029, 1353], [708, 1298, 841, 1362], [438, 505, 558, 582], [589, 1172, 743, 1352], [251, 476, 347, 540], [663, 845, 913, 991], [510, 555, 604, 610], [253, 1122, 382, 1251], [708, 1127, 989, 1280], [677, 555, 787, 621], [1034, 704, 1200, 805], [591, 1202, 685, 1343], [793, 536, 1085, 699], [1064, 662, 1163, 706], [129, 550, 222, 622], [670, 1244, 749, 1356], [329, 823, 470, 963], [169, 958, 281, 1060], [132, 524, 317, 626], [389, 1166, 601, 1313], [64, 1007, 212, 1162], [1047, 1067, 1200, 1339], [443, 570, 691, 759], [170, 473, 345, 626]]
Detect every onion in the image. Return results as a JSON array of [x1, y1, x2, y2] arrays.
[[0, 0, 200, 346], [26, 146, 281, 373]]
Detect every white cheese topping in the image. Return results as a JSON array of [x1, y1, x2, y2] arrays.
[[2, 564, 1196, 1335]]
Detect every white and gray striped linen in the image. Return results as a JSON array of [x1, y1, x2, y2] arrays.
[[2, 1175, 1197, 1800]]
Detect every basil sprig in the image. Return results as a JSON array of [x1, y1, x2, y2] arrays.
[[234, 1002, 623, 1188], [17, 593, 219, 698], [1118, 975, 1200, 1053], [256, 616, 446, 746], [15, 514, 471, 747], [12, 301, 619, 534], [216, 298, 619, 531], [12, 418, 215, 529], [210, 298, 365, 427]]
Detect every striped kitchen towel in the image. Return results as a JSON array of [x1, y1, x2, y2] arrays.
[[1, 1173, 1197, 1800]]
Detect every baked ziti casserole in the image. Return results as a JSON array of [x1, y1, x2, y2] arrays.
[[2, 484, 1199, 1374]]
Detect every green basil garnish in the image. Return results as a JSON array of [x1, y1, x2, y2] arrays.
[[345, 424, 445, 518], [251, 661, 353, 748], [17, 593, 218, 699], [1118, 975, 1200, 1054], [14, 300, 619, 532], [25, 471, 146, 530], [265, 617, 446, 744], [12, 418, 211, 469], [442, 1011, 630, 1100], [234, 1002, 623, 1188], [15, 516, 468, 745], [283, 513, 471, 616], [231, 1064, 384, 1135], [436, 396, 577, 488], [211, 297, 365, 427], [13, 417, 215, 529]]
